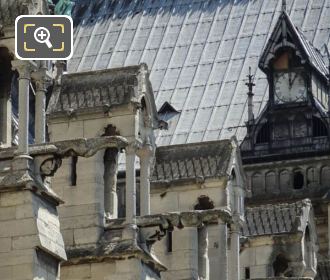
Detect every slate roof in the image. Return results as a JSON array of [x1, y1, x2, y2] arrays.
[[68, 0, 330, 146], [151, 139, 234, 183], [47, 65, 140, 117], [242, 199, 312, 237]]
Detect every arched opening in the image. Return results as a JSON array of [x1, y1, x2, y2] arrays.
[[256, 122, 270, 144], [251, 172, 264, 194], [279, 169, 290, 191], [103, 124, 120, 218], [273, 254, 290, 277], [312, 116, 327, 137], [70, 156, 78, 186], [307, 167, 317, 187], [231, 169, 237, 184], [0, 47, 14, 146], [293, 171, 304, 189], [321, 166, 330, 186], [265, 171, 276, 193]]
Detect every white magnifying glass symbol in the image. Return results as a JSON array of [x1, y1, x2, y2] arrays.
[[34, 27, 53, 49]]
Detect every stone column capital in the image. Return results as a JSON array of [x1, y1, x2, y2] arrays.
[[11, 60, 36, 80], [32, 62, 52, 90], [125, 140, 142, 154], [136, 144, 154, 159]]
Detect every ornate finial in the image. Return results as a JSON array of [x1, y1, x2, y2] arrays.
[[246, 67, 255, 95], [282, 0, 287, 12], [246, 67, 255, 127]]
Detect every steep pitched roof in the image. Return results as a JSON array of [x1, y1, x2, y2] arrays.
[[242, 199, 314, 237], [67, 0, 330, 145], [259, 10, 328, 79], [151, 139, 236, 183], [47, 65, 141, 117]]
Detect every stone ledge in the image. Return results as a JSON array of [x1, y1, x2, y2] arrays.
[[63, 238, 166, 274], [106, 208, 232, 230], [0, 136, 127, 160]]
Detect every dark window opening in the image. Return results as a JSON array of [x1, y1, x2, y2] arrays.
[[256, 122, 270, 144], [293, 171, 304, 189], [245, 267, 250, 279], [0, 47, 14, 145], [273, 254, 290, 277], [70, 156, 78, 186], [167, 231, 172, 253], [158, 101, 179, 123], [141, 97, 147, 110], [313, 116, 327, 137]]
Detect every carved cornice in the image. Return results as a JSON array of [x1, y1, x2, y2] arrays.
[[11, 60, 37, 80], [106, 208, 233, 230]]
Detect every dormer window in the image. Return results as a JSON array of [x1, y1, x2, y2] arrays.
[[158, 102, 179, 122]]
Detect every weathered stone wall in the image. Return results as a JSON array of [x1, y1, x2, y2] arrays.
[[240, 235, 310, 280], [151, 222, 229, 280], [240, 244, 273, 279], [150, 178, 227, 213], [61, 259, 159, 280], [52, 153, 105, 246], [152, 227, 199, 280], [0, 190, 65, 280], [48, 113, 136, 142]]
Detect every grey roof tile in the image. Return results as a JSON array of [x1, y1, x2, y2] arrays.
[[151, 139, 234, 183], [47, 65, 141, 116], [242, 199, 312, 237], [68, 0, 330, 145]]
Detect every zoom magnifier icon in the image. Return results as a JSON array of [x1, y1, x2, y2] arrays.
[[15, 15, 73, 60], [34, 27, 53, 49]]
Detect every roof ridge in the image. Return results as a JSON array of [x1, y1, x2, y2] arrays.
[[246, 198, 312, 210]]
